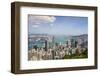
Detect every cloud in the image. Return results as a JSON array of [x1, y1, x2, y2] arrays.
[[32, 25, 39, 28], [50, 24, 54, 27], [28, 15, 56, 25]]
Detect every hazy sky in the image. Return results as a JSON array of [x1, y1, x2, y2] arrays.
[[28, 15, 88, 36]]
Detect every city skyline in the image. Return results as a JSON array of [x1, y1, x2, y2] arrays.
[[28, 15, 88, 60], [28, 15, 88, 36]]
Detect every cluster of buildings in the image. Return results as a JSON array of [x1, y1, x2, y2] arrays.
[[28, 34, 88, 60]]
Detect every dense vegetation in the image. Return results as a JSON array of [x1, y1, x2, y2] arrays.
[[63, 49, 88, 59]]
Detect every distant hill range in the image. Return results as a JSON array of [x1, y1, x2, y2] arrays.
[[71, 34, 88, 40], [29, 34, 88, 41]]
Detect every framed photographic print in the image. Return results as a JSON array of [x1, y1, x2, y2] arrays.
[[11, 2, 98, 74]]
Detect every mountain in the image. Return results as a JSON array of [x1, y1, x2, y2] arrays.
[[71, 34, 88, 40]]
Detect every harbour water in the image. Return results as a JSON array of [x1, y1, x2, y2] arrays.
[[28, 34, 88, 50], [28, 35, 70, 50]]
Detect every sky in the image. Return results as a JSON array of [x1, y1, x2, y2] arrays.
[[28, 15, 88, 36]]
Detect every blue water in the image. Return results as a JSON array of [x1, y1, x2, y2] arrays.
[[54, 35, 68, 44], [28, 35, 70, 50]]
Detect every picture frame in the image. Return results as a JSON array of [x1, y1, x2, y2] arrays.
[[11, 2, 98, 74]]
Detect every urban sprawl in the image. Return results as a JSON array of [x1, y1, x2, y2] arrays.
[[28, 34, 88, 60]]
